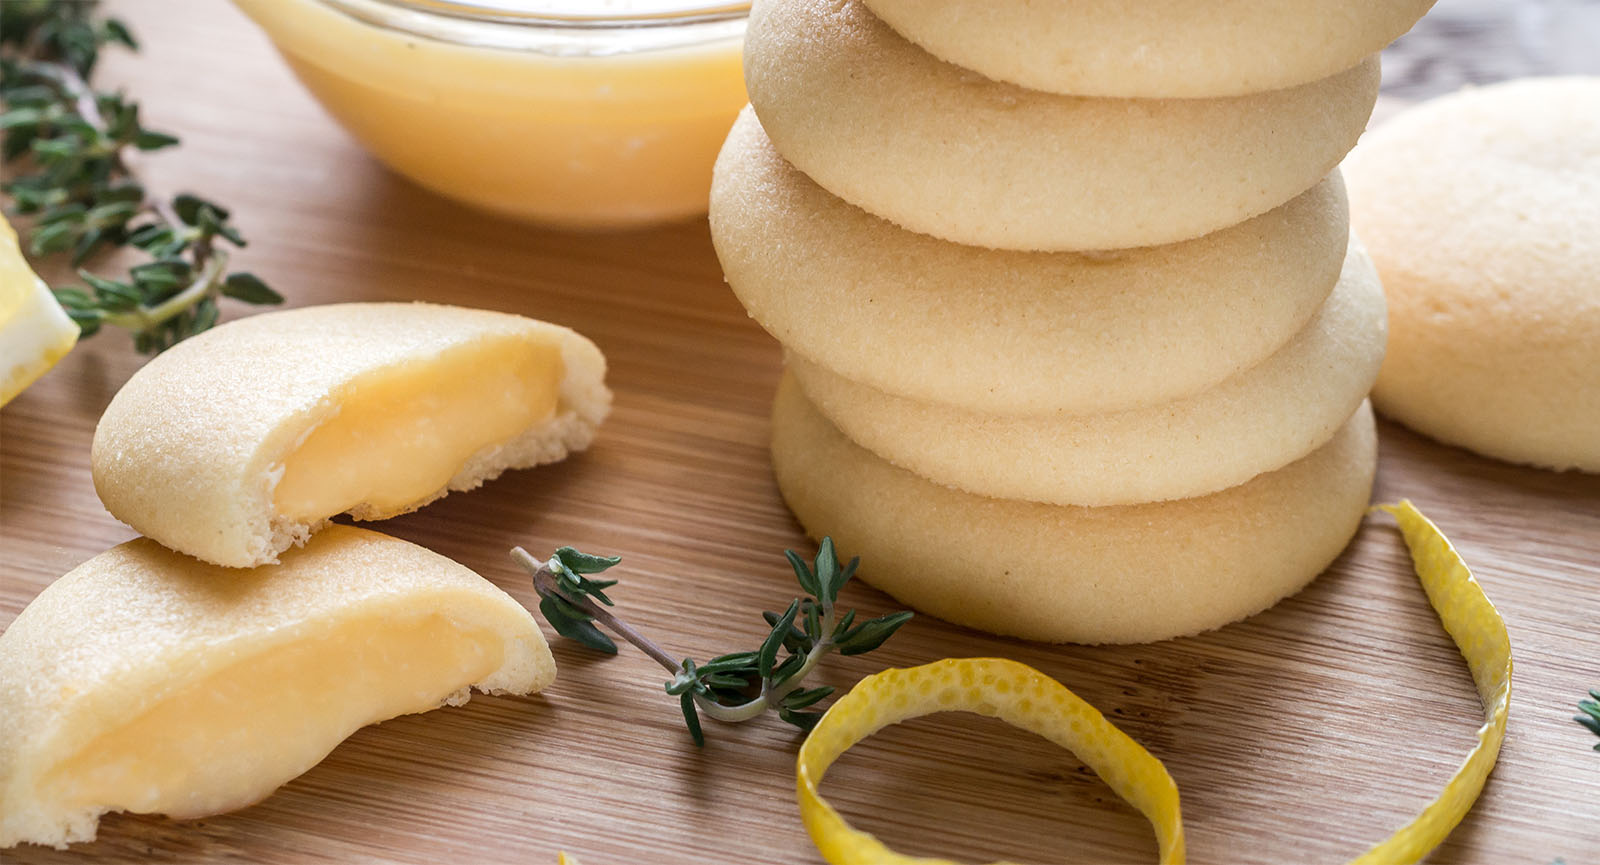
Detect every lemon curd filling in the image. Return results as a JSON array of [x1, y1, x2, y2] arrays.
[[272, 337, 563, 522], [44, 611, 504, 819]]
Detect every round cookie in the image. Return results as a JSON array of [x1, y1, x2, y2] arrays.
[[744, 0, 1380, 251], [1345, 77, 1600, 472], [788, 236, 1386, 506], [712, 108, 1350, 416], [771, 376, 1377, 645], [860, 0, 1433, 99]]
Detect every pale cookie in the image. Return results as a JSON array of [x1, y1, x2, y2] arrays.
[[0, 525, 553, 849], [1345, 77, 1600, 471], [772, 377, 1377, 645], [789, 237, 1386, 506], [861, 0, 1433, 98], [744, 0, 1380, 251], [712, 108, 1349, 415], [93, 303, 611, 567]]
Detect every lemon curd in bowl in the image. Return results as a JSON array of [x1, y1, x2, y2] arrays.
[[233, 0, 749, 228]]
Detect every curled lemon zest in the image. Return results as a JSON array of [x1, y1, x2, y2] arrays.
[[796, 501, 1510, 865], [796, 656, 1185, 865], [1355, 500, 1512, 864]]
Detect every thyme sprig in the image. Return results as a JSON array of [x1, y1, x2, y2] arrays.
[[1576, 689, 1600, 752], [1, 0, 281, 354], [511, 539, 913, 746]]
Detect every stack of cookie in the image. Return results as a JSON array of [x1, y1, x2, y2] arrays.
[[711, 0, 1433, 644]]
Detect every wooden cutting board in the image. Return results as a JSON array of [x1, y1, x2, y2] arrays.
[[3, 2, 1596, 862]]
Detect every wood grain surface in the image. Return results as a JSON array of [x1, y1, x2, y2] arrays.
[[3, 1, 1598, 862]]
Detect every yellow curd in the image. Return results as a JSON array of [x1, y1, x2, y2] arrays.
[[233, 0, 748, 228]]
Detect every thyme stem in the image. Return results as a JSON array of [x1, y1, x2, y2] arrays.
[[511, 539, 912, 744], [100, 248, 226, 331]]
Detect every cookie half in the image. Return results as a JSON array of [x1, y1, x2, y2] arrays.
[[0, 525, 553, 849], [93, 303, 610, 567]]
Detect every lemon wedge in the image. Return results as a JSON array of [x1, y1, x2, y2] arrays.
[[0, 524, 555, 849], [797, 501, 1509, 865], [0, 213, 77, 408]]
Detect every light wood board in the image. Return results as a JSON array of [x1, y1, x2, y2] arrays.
[[2, 2, 1597, 862]]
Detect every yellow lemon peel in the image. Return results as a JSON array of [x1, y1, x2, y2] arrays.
[[1355, 500, 1512, 864], [795, 656, 1185, 865], [796, 500, 1510, 865]]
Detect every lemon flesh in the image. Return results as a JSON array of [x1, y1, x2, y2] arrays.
[[0, 214, 77, 407], [0, 525, 555, 849], [273, 336, 563, 521]]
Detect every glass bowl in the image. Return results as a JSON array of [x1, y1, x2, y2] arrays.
[[233, 0, 749, 229]]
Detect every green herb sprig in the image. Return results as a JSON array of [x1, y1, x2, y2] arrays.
[[1, 0, 281, 354], [511, 539, 913, 746], [1576, 689, 1600, 751]]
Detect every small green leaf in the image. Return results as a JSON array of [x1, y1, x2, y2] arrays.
[[29, 221, 76, 256], [700, 672, 752, 691], [782, 686, 834, 710], [553, 546, 622, 575], [769, 652, 806, 688], [216, 221, 246, 247], [762, 607, 811, 654], [133, 129, 179, 150], [697, 651, 759, 675], [69, 228, 102, 265], [77, 269, 140, 311], [538, 595, 616, 654], [51, 287, 95, 309], [64, 306, 102, 338], [220, 272, 283, 305], [831, 608, 857, 641], [757, 599, 800, 679], [778, 707, 823, 733], [835, 611, 914, 656], [173, 193, 227, 225], [785, 549, 820, 597], [803, 599, 822, 644], [84, 200, 138, 229], [815, 537, 840, 603], [102, 18, 139, 50], [681, 693, 705, 747], [0, 108, 44, 130], [190, 297, 219, 335]]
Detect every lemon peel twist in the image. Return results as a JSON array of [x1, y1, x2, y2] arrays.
[[1354, 500, 1512, 864], [795, 500, 1510, 865], [796, 656, 1185, 865]]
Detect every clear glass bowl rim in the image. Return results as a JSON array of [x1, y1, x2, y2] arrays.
[[308, 0, 749, 54]]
